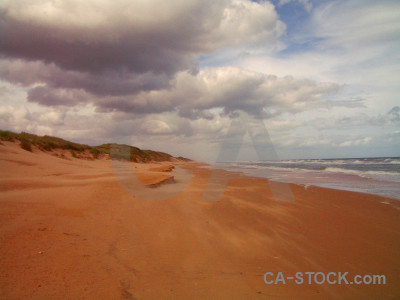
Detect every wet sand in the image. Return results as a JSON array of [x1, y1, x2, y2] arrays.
[[1, 141, 399, 299]]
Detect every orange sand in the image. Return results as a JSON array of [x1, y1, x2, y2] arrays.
[[1, 141, 399, 299]]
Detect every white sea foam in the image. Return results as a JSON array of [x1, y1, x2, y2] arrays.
[[214, 158, 400, 199], [324, 167, 400, 179]]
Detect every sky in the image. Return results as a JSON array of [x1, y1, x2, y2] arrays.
[[0, 0, 399, 161]]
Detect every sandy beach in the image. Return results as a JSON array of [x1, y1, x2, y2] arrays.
[[1, 141, 399, 299]]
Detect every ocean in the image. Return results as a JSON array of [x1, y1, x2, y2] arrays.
[[210, 157, 400, 200]]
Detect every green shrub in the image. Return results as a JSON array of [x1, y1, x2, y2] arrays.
[[20, 138, 32, 152], [89, 148, 100, 158], [38, 141, 55, 151], [0, 130, 16, 141]]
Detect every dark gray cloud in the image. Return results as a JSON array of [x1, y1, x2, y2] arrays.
[[0, 0, 294, 114], [0, 0, 281, 74], [6, 61, 343, 118], [0, 58, 171, 96], [0, 0, 343, 120], [27, 86, 89, 106]]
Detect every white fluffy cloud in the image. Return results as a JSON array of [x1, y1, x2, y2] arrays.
[[127, 67, 341, 118], [339, 137, 372, 147]]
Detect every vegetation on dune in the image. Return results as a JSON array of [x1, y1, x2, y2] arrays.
[[89, 147, 101, 159], [19, 137, 33, 152], [95, 144, 172, 162], [0, 130, 17, 142], [0, 129, 179, 162], [177, 156, 192, 161]]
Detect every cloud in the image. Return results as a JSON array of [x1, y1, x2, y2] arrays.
[[387, 106, 400, 123], [311, 0, 400, 50], [0, 0, 345, 125], [27, 86, 89, 107], [0, 105, 52, 135], [140, 120, 172, 135], [0, 106, 31, 128], [1, 0, 319, 120], [0, 59, 171, 97], [38, 110, 66, 126], [314, 106, 400, 130], [279, 0, 312, 13], [229, 0, 400, 129], [339, 137, 372, 147], [99, 67, 342, 118], [153, 67, 341, 118], [0, 55, 342, 118], [0, 0, 283, 75]]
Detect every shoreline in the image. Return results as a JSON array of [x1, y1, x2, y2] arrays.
[[1, 142, 400, 299], [187, 161, 400, 208], [199, 162, 400, 201]]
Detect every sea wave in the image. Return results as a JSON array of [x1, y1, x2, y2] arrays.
[[209, 160, 400, 199], [324, 167, 400, 179], [221, 163, 399, 175], [236, 158, 400, 166], [210, 158, 400, 199]]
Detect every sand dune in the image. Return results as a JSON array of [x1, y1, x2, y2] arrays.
[[1, 141, 399, 299]]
